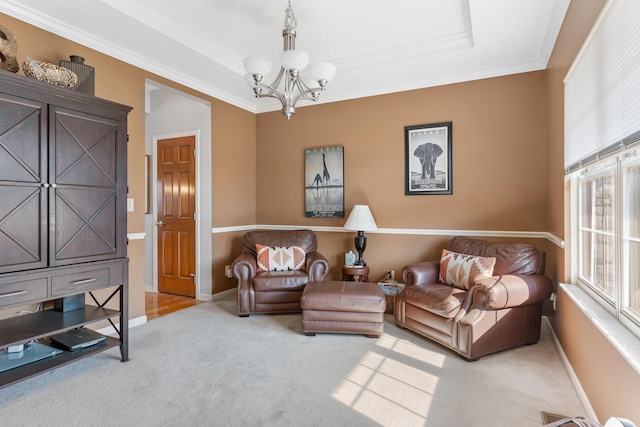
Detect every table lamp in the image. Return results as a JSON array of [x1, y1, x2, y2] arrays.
[[344, 205, 378, 266]]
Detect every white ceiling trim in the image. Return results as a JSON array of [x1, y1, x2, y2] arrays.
[[537, 0, 572, 66], [99, 0, 244, 75], [0, 0, 257, 112], [254, 58, 549, 114], [0, 0, 571, 115]]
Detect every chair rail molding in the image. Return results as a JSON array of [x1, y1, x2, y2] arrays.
[[127, 232, 146, 240], [212, 225, 564, 248]]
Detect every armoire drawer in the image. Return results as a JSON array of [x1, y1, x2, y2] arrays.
[[51, 266, 113, 296], [0, 277, 49, 307]]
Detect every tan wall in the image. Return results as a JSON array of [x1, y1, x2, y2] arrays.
[[0, 13, 256, 318], [255, 72, 552, 282], [546, 0, 640, 423], [556, 288, 640, 422], [210, 100, 257, 294]]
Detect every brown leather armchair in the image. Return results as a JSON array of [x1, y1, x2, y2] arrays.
[[231, 230, 329, 317], [394, 236, 553, 360]]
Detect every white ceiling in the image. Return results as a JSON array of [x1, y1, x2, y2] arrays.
[[0, 0, 571, 114]]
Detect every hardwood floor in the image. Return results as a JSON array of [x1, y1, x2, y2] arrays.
[[145, 292, 203, 320]]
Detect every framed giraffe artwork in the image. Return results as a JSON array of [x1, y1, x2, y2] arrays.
[[304, 146, 344, 217], [405, 122, 453, 195]]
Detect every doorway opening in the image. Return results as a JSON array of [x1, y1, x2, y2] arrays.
[[144, 80, 212, 317]]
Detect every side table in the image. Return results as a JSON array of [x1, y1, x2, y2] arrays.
[[342, 265, 370, 282]]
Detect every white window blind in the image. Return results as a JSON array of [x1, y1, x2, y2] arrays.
[[564, 0, 640, 173]]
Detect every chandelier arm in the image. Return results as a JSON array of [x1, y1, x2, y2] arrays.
[[284, 71, 297, 103], [252, 83, 288, 106], [296, 77, 312, 92], [292, 90, 322, 105], [291, 81, 324, 105], [266, 67, 286, 90]]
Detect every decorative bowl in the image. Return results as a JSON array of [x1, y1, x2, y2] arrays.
[[22, 57, 78, 89]]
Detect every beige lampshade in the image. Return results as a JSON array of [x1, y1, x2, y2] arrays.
[[344, 205, 378, 231]]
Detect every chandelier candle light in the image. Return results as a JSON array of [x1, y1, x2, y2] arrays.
[[243, 0, 336, 119], [344, 205, 378, 267]]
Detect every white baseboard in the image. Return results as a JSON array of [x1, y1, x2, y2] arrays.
[[196, 292, 213, 301], [545, 316, 597, 421], [210, 287, 236, 301], [93, 290, 233, 335], [96, 314, 147, 336], [145, 288, 214, 301]]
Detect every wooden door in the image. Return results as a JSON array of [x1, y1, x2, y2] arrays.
[[51, 106, 125, 266], [0, 93, 47, 273], [156, 136, 196, 297]]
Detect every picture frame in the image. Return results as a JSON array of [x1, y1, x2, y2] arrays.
[[405, 122, 452, 195], [304, 146, 344, 217]]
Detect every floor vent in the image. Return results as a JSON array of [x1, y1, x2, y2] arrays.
[[542, 412, 571, 425]]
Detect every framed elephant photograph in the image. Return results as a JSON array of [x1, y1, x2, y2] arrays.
[[405, 122, 452, 195]]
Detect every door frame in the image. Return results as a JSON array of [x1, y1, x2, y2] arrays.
[[151, 130, 201, 298]]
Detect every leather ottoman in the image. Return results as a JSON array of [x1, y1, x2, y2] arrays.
[[301, 281, 386, 337]]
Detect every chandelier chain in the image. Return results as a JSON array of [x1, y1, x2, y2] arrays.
[[283, 0, 297, 31]]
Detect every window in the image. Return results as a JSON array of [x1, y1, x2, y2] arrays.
[[566, 0, 640, 338], [623, 159, 640, 322], [577, 164, 615, 302], [573, 153, 640, 336]]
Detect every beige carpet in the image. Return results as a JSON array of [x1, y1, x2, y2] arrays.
[[0, 291, 587, 426]]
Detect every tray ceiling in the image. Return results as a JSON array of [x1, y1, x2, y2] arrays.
[[0, 0, 571, 113]]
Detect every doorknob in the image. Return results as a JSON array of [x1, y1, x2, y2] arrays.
[[156, 220, 164, 227]]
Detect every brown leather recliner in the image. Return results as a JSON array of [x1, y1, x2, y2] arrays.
[[394, 236, 553, 360], [231, 230, 329, 317]]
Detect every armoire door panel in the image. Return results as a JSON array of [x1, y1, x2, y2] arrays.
[[0, 112, 43, 183], [49, 106, 125, 266], [53, 108, 117, 188], [0, 186, 44, 272], [53, 187, 117, 262], [0, 92, 47, 273]]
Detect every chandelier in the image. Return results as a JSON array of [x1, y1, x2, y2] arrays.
[[243, 1, 336, 119]]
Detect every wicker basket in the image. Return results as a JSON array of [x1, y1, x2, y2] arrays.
[[22, 57, 78, 89], [378, 280, 405, 314]]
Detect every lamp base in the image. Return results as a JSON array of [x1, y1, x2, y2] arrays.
[[354, 231, 367, 266]]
